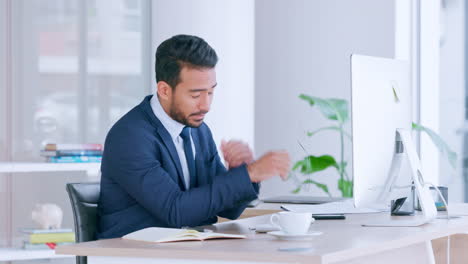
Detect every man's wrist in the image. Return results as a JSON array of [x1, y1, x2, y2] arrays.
[[247, 163, 258, 183]]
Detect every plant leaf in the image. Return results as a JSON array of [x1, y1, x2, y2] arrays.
[[338, 179, 353, 198], [292, 186, 301, 194], [292, 155, 338, 174], [299, 94, 349, 124], [412, 122, 458, 169], [302, 179, 330, 194], [328, 99, 349, 123], [307, 126, 352, 140], [292, 160, 302, 171]]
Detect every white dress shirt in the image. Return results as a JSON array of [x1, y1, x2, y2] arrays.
[[150, 95, 196, 190]]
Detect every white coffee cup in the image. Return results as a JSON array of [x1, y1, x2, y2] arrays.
[[270, 212, 314, 235]]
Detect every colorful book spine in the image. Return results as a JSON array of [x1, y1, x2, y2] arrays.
[[45, 143, 103, 151], [41, 150, 103, 157], [29, 232, 75, 244], [47, 156, 102, 163], [22, 241, 74, 250], [21, 228, 73, 234]]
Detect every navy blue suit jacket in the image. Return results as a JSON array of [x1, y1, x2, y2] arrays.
[[97, 95, 259, 239]]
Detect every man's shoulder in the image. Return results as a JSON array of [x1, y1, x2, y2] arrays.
[[102, 102, 161, 159], [196, 122, 211, 134], [194, 122, 215, 140], [193, 122, 218, 152], [107, 102, 155, 140]]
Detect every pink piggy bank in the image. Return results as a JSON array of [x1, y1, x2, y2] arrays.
[[31, 203, 63, 229]]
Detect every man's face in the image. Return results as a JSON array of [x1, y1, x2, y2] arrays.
[[167, 67, 216, 128]]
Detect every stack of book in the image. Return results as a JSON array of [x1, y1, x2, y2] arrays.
[[21, 228, 75, 250], [41, 143, 103, 163]]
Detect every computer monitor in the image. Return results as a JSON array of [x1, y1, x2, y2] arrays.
[[351, 54, 437, 224]]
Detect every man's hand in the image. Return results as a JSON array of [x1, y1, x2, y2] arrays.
[[221, 140, 254, 169], [247, 151, 291, 183]]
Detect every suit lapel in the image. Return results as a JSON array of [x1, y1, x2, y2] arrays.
[[139, 95, 187, 191], [156, 127, 186, 191]]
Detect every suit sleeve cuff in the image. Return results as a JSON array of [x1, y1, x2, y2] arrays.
[[231, 164, 258, 200]]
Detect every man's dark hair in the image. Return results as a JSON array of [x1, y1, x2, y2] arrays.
[[155, 34, 218, 89]]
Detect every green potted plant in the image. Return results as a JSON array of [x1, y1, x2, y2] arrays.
[[290, 94, 457, 198]]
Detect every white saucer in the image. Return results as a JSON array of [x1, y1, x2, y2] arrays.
[[267, 231, 323, 241]]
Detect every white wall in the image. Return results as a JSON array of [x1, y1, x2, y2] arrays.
[[438, 0, 465, 202], [151, 0, 255, 149], [0, 0, 7, 159], [255, 0, 395, 198], [0, 0, 8, 247], [0, 0, 6, 155]]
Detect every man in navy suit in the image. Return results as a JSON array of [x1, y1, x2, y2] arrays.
[[97, 35, 290, 239]]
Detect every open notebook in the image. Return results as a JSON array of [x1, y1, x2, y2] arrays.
[[122, 227, 246, 243]]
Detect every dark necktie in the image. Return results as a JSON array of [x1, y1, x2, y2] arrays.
[[180, 127, 196, 189]]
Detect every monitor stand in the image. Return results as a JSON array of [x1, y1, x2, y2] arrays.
[[363, 129, 437, 227]]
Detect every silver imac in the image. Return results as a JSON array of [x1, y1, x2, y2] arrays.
[[351, 54, 437, 226]]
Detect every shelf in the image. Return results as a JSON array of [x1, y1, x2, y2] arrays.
[[0, 247, 74, 261], [0, 163, 100, 261], [0, 162, 100, 176]]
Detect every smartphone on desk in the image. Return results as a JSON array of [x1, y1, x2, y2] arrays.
[[280, 206, 346, 220], [312, 214, 346, 220]]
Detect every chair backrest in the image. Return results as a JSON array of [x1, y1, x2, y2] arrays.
[[66, 182, 100, 264]]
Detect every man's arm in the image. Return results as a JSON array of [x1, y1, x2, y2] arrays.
[[213, 152, 260, 220], [104, 126, 258, 228]]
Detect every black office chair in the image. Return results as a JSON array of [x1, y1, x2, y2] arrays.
[[66, 182, 100, 264]]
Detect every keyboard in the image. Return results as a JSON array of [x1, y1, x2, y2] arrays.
[[281, 200, 387, 215]]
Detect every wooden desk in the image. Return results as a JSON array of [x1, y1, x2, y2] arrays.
[[56, 203, 468, 264]]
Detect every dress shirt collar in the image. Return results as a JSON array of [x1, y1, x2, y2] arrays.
[[150, 94, 185, 141]]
